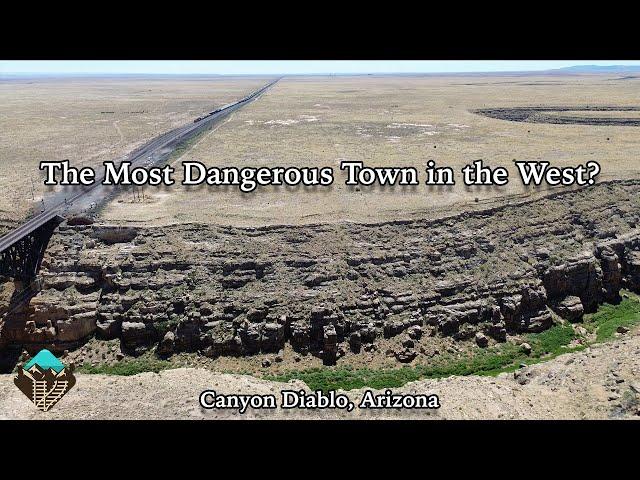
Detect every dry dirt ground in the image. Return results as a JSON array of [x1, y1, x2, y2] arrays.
[[0, 76, 268, 232], [98, 75, 640, 227], [1, 327, 639, 420]]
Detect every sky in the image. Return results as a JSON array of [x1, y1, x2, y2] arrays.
[[2, 60, 640, 76]]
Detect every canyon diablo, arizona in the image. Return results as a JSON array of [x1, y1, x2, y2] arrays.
[[2, 61, 640, 420]]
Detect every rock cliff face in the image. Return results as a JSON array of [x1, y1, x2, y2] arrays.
[[2, 181, 640, 364]]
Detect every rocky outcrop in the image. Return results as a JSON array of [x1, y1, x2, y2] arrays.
[[541, 251, 602, 312], [499, 283, 553, 333]]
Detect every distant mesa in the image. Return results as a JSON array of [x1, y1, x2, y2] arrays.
[[551, 65, 640, 74]]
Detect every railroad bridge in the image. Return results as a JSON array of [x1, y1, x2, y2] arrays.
[[0, 211, 65, 283]]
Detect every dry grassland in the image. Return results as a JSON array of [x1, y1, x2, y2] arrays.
[[99, 75, 640, 227]]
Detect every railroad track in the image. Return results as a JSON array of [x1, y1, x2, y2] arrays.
[[0, 78, 279, 255]]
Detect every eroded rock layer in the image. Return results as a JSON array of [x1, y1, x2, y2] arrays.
[[2, 181, 640, 364]]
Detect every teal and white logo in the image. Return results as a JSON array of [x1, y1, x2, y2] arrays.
[[14, 349, 76, 412]]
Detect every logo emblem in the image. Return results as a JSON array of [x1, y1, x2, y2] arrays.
[[14, 349, 76, 412]]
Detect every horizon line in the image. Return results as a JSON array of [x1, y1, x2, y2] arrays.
[[3, 68, 639, 78]]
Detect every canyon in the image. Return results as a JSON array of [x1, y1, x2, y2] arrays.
[[1, 180, 639, 371]]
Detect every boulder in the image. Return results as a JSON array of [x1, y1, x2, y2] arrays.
[[554, 296, 584, 322], [407, 325, 423, 340], [121, 321, 155, 352], [96, 310, 122, 339], [475, 332, 489, 348], [522, 310, 554, 333], [247, 307, 269, 323], [401, 336, 415, 349], [394, 348, 417, 363], [437, 316, 460, 336], [158, 331, 175, 356]]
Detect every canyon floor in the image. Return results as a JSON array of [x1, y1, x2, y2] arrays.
[[1, 324, 639, 420]]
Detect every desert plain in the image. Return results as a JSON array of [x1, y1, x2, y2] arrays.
[[95, 74, 640, 226]]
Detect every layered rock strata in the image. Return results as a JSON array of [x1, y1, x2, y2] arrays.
[[2, 181, 640, 364]]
